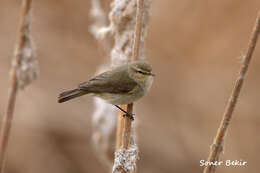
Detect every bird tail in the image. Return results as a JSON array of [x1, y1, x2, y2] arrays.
[[58, 88, 87, 103]]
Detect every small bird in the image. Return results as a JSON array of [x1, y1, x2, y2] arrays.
[[58, 60, 155, 120]]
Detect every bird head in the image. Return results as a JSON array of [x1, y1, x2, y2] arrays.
[[128, 61, 155, 86]]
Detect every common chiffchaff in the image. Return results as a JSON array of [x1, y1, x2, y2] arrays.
[[58, 60, 155, 119]]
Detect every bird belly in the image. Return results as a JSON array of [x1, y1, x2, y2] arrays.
[[94, 87, 144, 105]]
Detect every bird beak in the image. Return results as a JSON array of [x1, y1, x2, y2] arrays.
[[149, 72, 155, 76]]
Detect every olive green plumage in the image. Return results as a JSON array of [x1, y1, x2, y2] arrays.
[[58, 60, 154, 105]]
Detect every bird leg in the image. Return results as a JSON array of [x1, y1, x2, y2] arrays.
[[114, 105, 134, 120]]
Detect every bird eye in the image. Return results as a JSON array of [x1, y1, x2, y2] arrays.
[[137, 70, 145, 74]]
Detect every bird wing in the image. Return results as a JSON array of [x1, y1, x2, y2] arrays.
[[78, 69, 137, 94]]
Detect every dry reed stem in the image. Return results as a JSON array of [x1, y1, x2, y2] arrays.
[[116, 105, 127, 149], [118, 0, 144, 150], [203, 11, 260, 173], [0, 0, 33, 172], [114, 0, 144, 173], [122, 103, 133, 149], [131, 0, 144, 62]]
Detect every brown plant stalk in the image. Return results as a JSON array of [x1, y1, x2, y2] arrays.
[[115, 0, 144, 172], [121, 0, 144, 148], [203, 11, 260, 173], [116, 0, 144, 149], [0, 0, 33, 172], [116, 105, 127, 149]]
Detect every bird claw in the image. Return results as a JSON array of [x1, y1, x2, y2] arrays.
[[123, 113, 135, 121]]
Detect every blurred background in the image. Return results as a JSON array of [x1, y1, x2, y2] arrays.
[[1, 0, 260, 172]]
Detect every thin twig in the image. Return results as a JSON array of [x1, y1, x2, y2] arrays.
[[0, 0, 32, 172], [203, 11, 260, 173]]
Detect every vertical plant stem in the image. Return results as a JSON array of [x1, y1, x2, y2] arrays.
[[132, 0, 144, 61], [115, 0, 144, 148], [122, 103, 133, 149], [115, 0, 144, 149], [0, 0, 32, 172], [114, 0, 144, 172], [116, 105, 127, 149], [203, 11, 260, 173]]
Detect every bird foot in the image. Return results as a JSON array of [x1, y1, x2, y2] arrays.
[[114, 105, 135, 121], [123, 113, 135, 121]]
